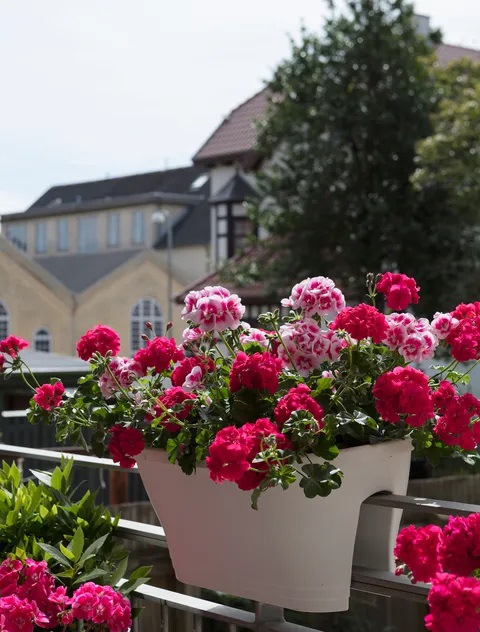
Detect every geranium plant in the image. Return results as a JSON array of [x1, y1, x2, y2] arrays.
[[0, 556, 131, 632], [2, 272, 480, 508], [395, 514, 480, 632], [0, 460, 150, 631]]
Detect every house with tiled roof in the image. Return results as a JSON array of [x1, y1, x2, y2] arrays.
[[0, 166, 211, 355], [189, 32, 480, 311]]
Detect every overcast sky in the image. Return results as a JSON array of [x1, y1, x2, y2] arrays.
[[1, 0, 479, 213]]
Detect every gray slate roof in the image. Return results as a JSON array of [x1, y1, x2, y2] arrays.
[[30, 165, 208, 209], [2, 166, 209, 220], [34, 250, 143, 293], [209, 173, 258, 204]]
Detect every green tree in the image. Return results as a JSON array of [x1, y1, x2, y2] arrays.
[[406, 58, 480, 315], [250, 0, 438, 304]]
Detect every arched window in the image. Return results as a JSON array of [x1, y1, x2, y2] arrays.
[[34, 328, 51, 352], [0, 303, 9, 340], [131, 299, 163, 354]]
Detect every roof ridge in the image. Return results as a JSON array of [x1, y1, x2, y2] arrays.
[[34, 164, 203, 195]]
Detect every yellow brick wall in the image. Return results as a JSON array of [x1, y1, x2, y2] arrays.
[[75, 257, 186, 356], [0, 249, 73, 354]]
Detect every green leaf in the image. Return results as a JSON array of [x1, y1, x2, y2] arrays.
[[108, 555, 129, 587], [79, 533, 110, 564], [37, 543, 72, 567], [120, 566, 152, 595], [60, 543, 76, 562], [72, 568, 107, 585], [70, 527, 85, 562]]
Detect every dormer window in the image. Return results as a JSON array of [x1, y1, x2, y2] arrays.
[[190, 173, 209, 190]]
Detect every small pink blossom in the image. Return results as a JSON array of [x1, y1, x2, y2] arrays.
[[431, 312, 459, 340], [182, 286, 245, 332], [281, 276, 345, 320], [382, 313, 439, 361], [278, 319, 329, 376], [98, 357, 142, 398], [239, 325, 270, 348]]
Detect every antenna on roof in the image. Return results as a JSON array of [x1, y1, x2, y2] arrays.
[[164, 158, 169, 170]]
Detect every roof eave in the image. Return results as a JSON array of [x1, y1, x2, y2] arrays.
[[193, 149, 261, 171], [1, 192, 206, 222]]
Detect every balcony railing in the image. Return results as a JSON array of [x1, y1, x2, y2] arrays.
[[0, 440, 478, 631]]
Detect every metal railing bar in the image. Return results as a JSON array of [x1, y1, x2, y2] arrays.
[[0, 443, 136, 472], [133, 583, 328, 632], [132, 583, 257, 628], [351, 568, 429, 602], [365, 492, 480, 517], [117, 518, 166, 546]]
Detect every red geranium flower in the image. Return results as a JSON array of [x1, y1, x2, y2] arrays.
[[32, 382, 65, 411], [133, 337, 184, 375], [372, 366, 434, 427], [332, 304, 388, 342], [376, 272, 420, 311], [0, 335, 29, 358], [229, 352, 283, 394], [76, 325, 120, 361], [108, 425, 145, 468]]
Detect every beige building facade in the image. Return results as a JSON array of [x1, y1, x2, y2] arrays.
[[1, 166, 211, 356]]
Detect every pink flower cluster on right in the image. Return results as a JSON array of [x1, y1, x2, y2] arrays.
[[395, 514, 480, 632]]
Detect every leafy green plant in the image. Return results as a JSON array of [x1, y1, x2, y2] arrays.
[[0, 458, 150, 594]]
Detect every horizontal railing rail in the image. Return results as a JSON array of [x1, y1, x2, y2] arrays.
[[0, 439, 477, 631]]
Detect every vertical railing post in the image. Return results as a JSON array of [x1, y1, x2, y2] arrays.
[[255, 603, 285, 631]]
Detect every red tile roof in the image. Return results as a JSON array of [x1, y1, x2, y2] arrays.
[[193, 89, 269, 167], [194, 43, 480, 166], [436, 43, 480, 65]]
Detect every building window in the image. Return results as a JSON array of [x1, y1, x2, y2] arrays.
[[131, 211, 145, 245], [35, 221, 47, 254], [0, 303, 8, 340], [107, 212, 121, 248], [6, 224, 27, 252], [131, 298, 163, 353], [215, 204, 255, 262], [34, 328, 51, 352], [56, 218, 69, 252], [77, 216, 98, 253]]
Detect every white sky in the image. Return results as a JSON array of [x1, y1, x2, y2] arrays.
[[1, 0, 479, 213]]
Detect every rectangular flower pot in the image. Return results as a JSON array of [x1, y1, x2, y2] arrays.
[[136, 439, 412, 612]]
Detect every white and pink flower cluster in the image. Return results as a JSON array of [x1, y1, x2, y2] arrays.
[[383, 313, 438, 363], [98, 356, 142, 398], [281, 275, 346, 319], [182, 285, 245, 333]]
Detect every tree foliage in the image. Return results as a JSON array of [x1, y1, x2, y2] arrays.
[[249, 0, 441, 304], [406, 58, 480, 315]]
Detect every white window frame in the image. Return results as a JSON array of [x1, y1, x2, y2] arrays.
[[131, 298, 163, 353], [34, 328, 51, 352], [0, 303, 9, 340]]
